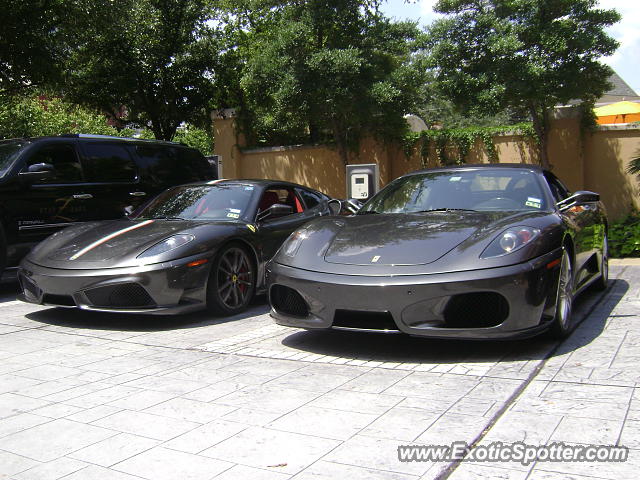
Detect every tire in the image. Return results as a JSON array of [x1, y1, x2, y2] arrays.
[[593, 233, 608, 291], [549, 248, 575, 338], [206, 244, 256, 316]]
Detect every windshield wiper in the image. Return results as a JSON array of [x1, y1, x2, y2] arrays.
[[146, 216, 185, 220], [357, 210, 379, 215], [414, 208, 478, 213]]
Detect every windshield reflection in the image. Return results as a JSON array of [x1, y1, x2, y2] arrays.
[[136, 184, 256, 221], [359, 169, 548, 214]]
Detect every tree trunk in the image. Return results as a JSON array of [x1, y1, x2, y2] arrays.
[[150, 119, 177, 141], [529, 103, 550, 170]]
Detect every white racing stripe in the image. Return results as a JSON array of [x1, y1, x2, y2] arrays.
[[69, 220, 155, 260]]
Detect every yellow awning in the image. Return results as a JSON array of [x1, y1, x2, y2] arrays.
[[594, 101, 640, 116]]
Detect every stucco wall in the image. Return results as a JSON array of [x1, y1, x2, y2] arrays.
[[213, 112, 640, 220], [583, 125, 640, 221]]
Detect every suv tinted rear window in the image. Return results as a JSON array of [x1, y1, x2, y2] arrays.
[[82, 143, 137, 182], [136, 146, 213, 185]]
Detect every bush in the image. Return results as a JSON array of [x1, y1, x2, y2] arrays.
[[609, 212, 640, 257], [0, 97, 214, 156], [0, 97, 120, 138], [173, 125, 214, 155]]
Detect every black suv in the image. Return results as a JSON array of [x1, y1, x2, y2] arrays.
[[0, 134, 216, 272]]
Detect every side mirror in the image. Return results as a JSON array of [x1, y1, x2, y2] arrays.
[[258, 203, 294, 221], [345, 198, 363, 214], [558, 190, 600, 211], [28, 163, 55, 173], [19, 163, 55, 183], [327, 199, 342, 215]]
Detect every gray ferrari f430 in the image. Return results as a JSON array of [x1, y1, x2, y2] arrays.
[[267, 164, 608, 339]]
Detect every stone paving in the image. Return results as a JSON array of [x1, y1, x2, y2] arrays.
[[0, 263, 637, 479]]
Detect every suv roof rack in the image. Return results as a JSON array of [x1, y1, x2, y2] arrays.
[[57, 133, 181, 145]]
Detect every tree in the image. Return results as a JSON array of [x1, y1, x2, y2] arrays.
[[0, 0, 67, 97], [426, 0, 620, 169], [62, 0, 221, 140], [237, 0, 427, 163]]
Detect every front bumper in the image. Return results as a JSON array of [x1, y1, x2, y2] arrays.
[[267, 249, 562, 340], [18, 254, 211, 315]]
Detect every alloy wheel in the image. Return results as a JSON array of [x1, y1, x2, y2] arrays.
[[216, 247, 254, 309], [556, 250, 574, 331]]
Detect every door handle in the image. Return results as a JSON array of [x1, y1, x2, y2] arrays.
[[129, 191, 147, 197], [72, 194, 93, 200]]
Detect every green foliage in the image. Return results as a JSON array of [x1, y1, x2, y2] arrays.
[[425, 0, 621, 169], [402, 123, 535, 166], [173, 125, 214, 156], [62, 0, 221, 140], [0, 97, 119, 138], [0, 0, 68, 96], [609, 212, 640, 258], [236, 0, 427, 161]]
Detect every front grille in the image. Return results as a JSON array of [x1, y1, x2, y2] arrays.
[[270, 285, 309, 317], [333, 309, 399, 331], [443, 292, 509, 328], [84, 283, 155, 309], [42, 294, 75, 307]]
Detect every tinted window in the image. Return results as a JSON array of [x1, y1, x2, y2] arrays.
[[544, 173, 570, 203], [27, 144, 83, 184], [360, 169, 547, 213], [137, 184, 257, 221], [137, 146, 213, 185], [296, 188, 324, 209], [82, 143, 137, 182]]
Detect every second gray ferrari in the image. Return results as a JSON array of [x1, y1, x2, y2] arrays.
[[267, 164, 608, 339], [18, 179, 333, 315]]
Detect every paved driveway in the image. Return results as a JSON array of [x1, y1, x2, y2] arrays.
[[0, 263, 638, 480]]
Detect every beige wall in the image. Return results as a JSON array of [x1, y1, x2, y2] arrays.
[[583, 126, 640, 220], [213, 112, 640, 220]]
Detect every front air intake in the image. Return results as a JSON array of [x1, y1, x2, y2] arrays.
[[270, 285, 309, 318], [443, 292, 509, 328], [333, 309, 399, 331], [84, 283, 155, 309]]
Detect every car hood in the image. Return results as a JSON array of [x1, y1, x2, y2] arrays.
[[26, 219, 236, 269], [275, 209, 561, 275], [324, 212, 485, 265]]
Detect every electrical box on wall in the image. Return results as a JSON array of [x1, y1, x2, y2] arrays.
[[346, 164, 379, 201]]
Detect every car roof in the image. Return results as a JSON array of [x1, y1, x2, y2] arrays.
[[406, 163, 546, 176], [180, 179, 319, 190], [7, 134, 189, 147]]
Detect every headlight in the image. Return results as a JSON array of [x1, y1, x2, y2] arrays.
[[137, 234, 195, 259], [481, 227, 540, 258], [281, 229, 309, 258]]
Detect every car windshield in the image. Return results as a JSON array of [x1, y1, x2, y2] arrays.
[[0, 140, 28, 177], [136, 184, 257, 221], [359, 169, 548, 214]]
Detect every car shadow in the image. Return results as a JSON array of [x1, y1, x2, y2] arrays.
[[22, 293, 271, 332], [279, 280, 627, 365], [0, 271, 20, 302]]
